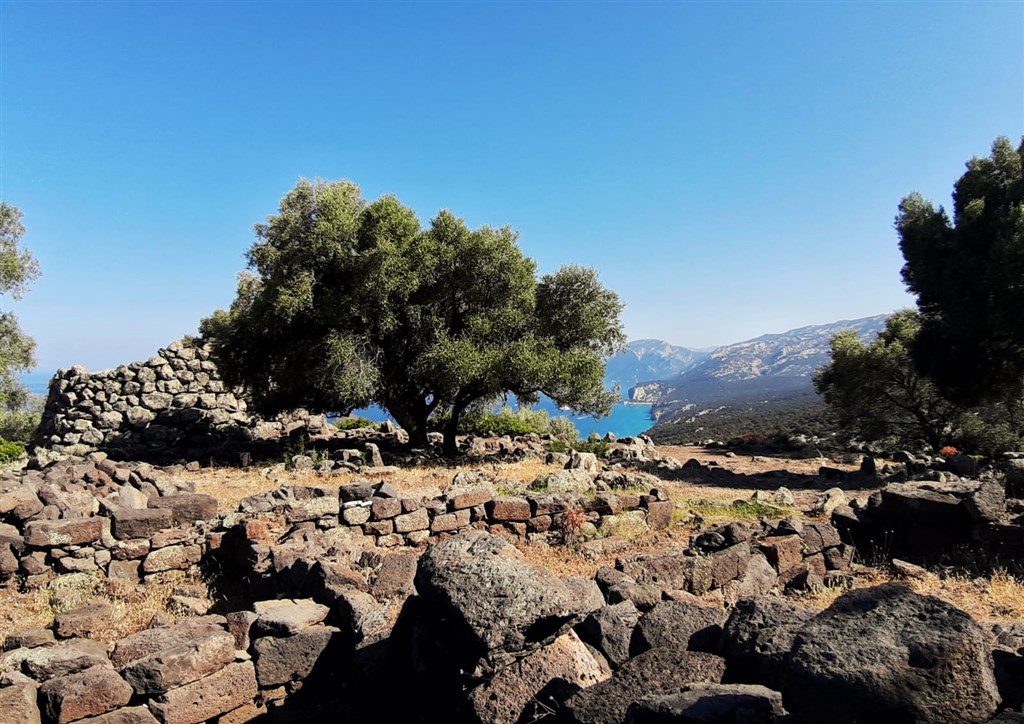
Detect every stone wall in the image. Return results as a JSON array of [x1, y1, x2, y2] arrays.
[[32, 341, 327, 464]]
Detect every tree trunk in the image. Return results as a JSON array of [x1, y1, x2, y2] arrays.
[[385, 400, 430, 448], [442, 406, 463, 457]]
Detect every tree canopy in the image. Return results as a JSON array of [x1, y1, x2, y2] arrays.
[[814, 309, 960, 451], [0, 203, 40, 413], [201, 179, 625, 453], [897, 136, 1024, 412], [817, 137, 1024, 453]]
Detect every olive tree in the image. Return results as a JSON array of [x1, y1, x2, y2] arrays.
[[201, 179, 625, 453], [0, 203, 40, 415]]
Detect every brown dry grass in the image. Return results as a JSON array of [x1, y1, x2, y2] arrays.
[[802, 566, 1024, 622], [189, 458, 563, 510], [0, 569, 207, 649]]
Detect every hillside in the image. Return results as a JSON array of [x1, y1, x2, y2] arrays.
[[603, 339, 711, 393], [638, 315, 887, 442]]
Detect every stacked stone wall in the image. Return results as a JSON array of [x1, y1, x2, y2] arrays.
[[32, 341, 327, 463]]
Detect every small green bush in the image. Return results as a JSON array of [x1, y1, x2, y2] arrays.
[[0, 437, 26, 463], [333, 416, 375, 431], [0, 393, 44, 443]]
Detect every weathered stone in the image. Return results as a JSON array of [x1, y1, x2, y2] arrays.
[[757, 535, 803, 573], [545, 469, 595, 495], [626, 683, 786, 724], [644, 500, 673, 530], [54, 601, 114, 639], [111, 618, 227, 668], [121, 629, 236, 695], [565, 648, 727, 724], [430, 508, 472, 533], [19, 639, 110, 680], [370, 496, 402, 519], [342, 505, 372, 525], [393, 507, 430, 533], [253, 599, 330, 637], [110, 507, 173, 540], [799, 522, 842, 555], [142, 544, 201, 573], [631, 600, 728, 656], [24, 518, 103, 548], [148, 493, 217, 525], [488, 497, 533, 521], [39, 664, 133, 723], [578, 602, 641, 669], [468, 631, 609, 724], [330, 587, 390, 649], [414, 531, 587, 672], [370, 552, 418, 601], [148, 661, 258, 724], [447, 485, 494, 510], [252, 624, 339, 687], [617, 553, 714, 596], [718, 596, 816, 690], [226, 611, 258, 651], [107, 559, 141, 581], [0, 674, 41, 724], [785, 583, 1000, 723], [0, 487, 44, 519], [4, 628, 55, 650], [75, 706, 159, 723]]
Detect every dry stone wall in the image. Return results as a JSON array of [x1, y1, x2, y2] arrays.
[[32, 341, 327, 464]]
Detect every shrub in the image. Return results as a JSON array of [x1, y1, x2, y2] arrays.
[[333, 416, 375, 431], [432, 405, 580, 440], [0, 437, 25, 463], [0, 393, 43, 443]]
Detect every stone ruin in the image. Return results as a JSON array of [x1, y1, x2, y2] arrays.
[[32, 340, 331, 464]]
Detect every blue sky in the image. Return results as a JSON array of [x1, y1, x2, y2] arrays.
[[1, 1, 1021, 373]]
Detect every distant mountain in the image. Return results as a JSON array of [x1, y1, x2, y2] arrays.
[[634, 314, 889, 442], [604, 339, 712, 395]]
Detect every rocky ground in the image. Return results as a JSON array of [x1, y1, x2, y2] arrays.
[[1, 429, 1023, 723]]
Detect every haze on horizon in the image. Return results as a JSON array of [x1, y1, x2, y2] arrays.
[[1, 2, 1020, 373]]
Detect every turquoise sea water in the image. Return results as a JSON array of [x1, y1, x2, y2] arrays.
[[22, 373, 655, 439]]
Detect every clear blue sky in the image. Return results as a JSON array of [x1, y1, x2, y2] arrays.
[[1, 1, 1021, 373]]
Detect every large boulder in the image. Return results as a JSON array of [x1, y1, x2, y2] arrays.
[[718, 596, 815, 690], [413, 531, 587, 673], [466, 631, 609, 724], [630, 600, 727, 656], [784, 583, 1001, 722], [577, 602, 642, 669], [564, 648, 726, 724], [625, 683, 785, 724]]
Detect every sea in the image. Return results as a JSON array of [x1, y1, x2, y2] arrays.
[[20, 372, 655, 439]]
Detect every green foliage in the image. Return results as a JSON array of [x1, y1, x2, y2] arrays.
[[430, 404, 580, 441], [0, 393, 44, 442], [897, 137, 1024, 416], [814, 310, 962, 451], [202, 179, 625, 454], [333, 416, 375, 431], [646, 392, 835, 446], [0, 203, 39, 414], [0, 437, 25, 463]]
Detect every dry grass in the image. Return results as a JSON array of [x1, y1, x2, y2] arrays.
[[188, 458, 563, 510], [0, 569, 207, 648], [802, 565, 1024, 622]]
